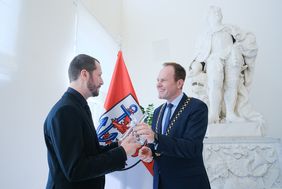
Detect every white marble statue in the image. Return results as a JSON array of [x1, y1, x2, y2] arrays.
[[188, 61, 209, 105], [189, 6, 263, 125]]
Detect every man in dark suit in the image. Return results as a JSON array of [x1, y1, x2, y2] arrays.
[[44, 54, 141, 189], [134, 62, 211, 189]]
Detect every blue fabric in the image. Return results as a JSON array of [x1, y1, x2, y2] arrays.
[[151, 94, 211, 189], [161, 93, 183, 131], [162, 103, 173, 134]]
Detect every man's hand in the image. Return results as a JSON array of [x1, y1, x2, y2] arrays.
[[120, 133, 141, 156], [133, 123, 155, 143], [138, 146, 153, 163]]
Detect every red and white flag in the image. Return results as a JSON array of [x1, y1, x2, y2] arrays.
[[97, 50, 153, 175]]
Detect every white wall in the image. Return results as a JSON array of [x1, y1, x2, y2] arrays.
[[120, 0, 282, 139], [0, 0, 76, 188], [81, 0, 122, 43], [75, 0, 120, 127], [1, 0, 282, 188], [0, 0, 141, 188]]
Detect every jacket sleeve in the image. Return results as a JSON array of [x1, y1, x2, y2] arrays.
[[99, 142, 119, 152], [155, 102, 208, 159], [49, 105, 127, 182]]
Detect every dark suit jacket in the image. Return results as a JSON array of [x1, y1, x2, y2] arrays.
[[44, 88, 127, 189], [151, 94, 210, 189]]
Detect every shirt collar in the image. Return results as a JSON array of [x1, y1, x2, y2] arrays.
[[167, 92, 184, 108], [67, 87, 88, 107]]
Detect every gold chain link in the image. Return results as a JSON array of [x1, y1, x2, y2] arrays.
[[155, 97, 191, 136]]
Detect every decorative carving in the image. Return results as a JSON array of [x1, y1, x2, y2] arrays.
[[203, 138, 282, 189]]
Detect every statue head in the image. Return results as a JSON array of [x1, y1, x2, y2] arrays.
[[207, 6, 223, 27]]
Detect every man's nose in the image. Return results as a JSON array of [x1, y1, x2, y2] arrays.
[[156, 82, 161, 88]]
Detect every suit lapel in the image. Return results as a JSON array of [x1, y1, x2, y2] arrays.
[[171, 94, 188, 122], [153, 93, 189, 135], [166, 94, 189, 135], [153, 104, 166, 134], [158, 104, 166, 133]]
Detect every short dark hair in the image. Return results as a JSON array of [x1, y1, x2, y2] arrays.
[[163, 62, 186, 81], [68, 54, 100, 82]]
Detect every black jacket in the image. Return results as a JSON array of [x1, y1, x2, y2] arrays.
[[44, 88, 127, 189]]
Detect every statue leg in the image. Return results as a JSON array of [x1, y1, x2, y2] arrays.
[[206, 58, 224, 123], [224, 49, 245, 122]]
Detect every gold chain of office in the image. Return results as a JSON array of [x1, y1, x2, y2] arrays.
[[155, 97, 191, 136]]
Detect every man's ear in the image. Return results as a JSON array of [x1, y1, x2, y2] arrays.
[[177, 79, 184, 89], [80, 69, 88, 80]]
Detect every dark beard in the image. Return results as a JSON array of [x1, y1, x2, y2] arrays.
[[91, 90, 99, 97], [87, 80, 99, 97]]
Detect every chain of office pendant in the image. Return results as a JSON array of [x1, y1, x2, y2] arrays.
[[155, 97, 191, 136]]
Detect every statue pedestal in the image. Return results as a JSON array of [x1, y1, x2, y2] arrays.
[[203, 137, 282, 189], [206, 122, 263, 137]]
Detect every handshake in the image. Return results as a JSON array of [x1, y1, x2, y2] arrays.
[[119, 120, 155, 163]]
